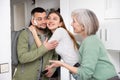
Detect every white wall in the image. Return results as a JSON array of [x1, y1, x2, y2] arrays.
[[0, 0, 11, 80], [60, 0, 70, 30]]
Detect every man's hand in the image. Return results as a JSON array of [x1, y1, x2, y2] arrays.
[[44, 66, 54, 77], [43, 38, 58, 50]]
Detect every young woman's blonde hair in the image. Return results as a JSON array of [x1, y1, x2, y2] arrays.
[[71, 9, 99, 36], [48, 10, 79, 49]]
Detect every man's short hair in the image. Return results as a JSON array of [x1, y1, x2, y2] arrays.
[[31, 7, 46, 16]]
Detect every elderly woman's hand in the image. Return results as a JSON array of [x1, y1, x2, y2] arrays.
[[48, 60, 63, 68]]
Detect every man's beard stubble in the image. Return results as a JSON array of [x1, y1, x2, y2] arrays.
[[36, 26, 49, 33]]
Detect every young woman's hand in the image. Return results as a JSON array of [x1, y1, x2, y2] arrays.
[[43, 38, 58, 50], [29, 25, 37, 36]]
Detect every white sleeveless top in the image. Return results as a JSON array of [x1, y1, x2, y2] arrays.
[[49, 28, 79, 66]]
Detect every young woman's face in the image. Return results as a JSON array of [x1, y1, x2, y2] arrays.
[[71, 17, 84, 34], [47, 13, 62, 32]]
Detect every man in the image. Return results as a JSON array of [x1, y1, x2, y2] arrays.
[[13, 7, 58, 80]]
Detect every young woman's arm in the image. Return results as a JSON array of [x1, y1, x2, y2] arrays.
[[29, 25, 42, 47], [29, 25, 58, 50]]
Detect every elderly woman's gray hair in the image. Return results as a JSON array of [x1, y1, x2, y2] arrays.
[[71, 9, 99, 35]]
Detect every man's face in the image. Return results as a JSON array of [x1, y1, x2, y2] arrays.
[[32, 12, 47, 29]]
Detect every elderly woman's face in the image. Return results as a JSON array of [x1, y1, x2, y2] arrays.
[[71, 17, 83, 34]]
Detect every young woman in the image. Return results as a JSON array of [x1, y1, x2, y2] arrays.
[[29, 10, 80, 76], [48, 9, 119, 80]]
